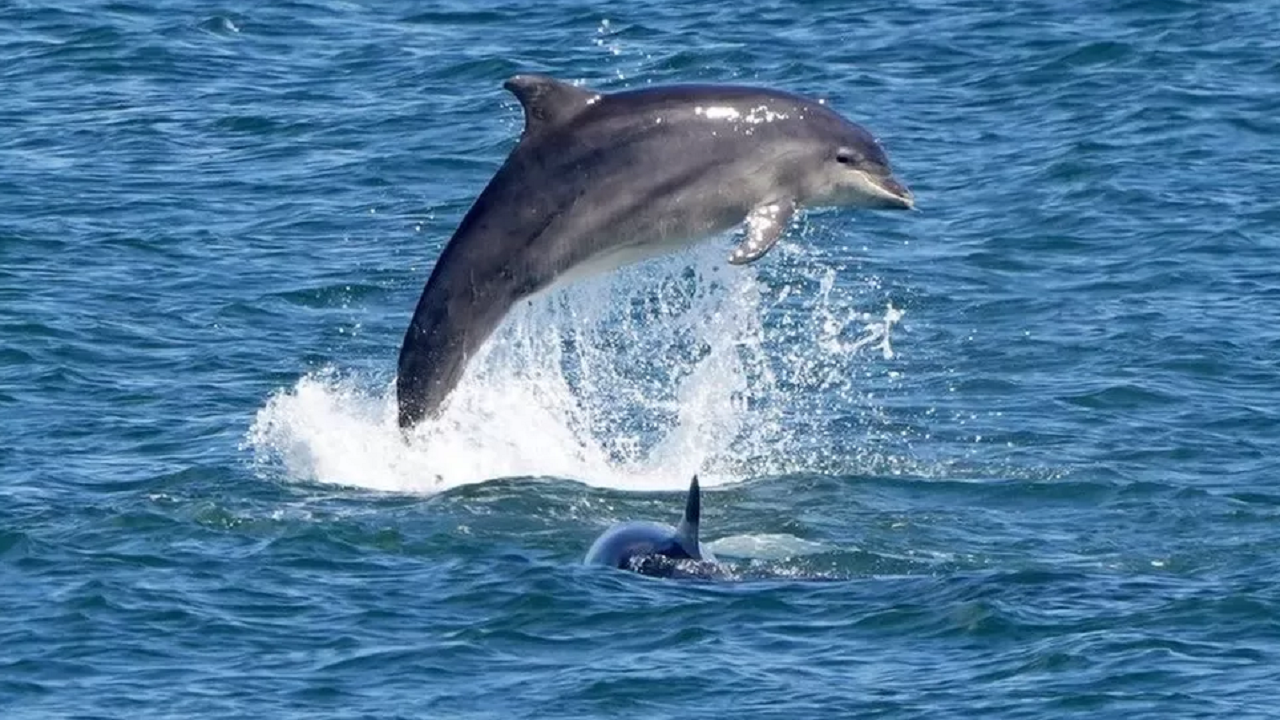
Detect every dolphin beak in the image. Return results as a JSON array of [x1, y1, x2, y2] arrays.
[[877, 176, 914, 210]]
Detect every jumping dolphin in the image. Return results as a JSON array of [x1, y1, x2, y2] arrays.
[[398, 74, 913, 428], [584, 475, 717, 575]]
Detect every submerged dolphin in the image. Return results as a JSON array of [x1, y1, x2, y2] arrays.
[[398, 74, 913, 428], [585, 475, 717, 575]]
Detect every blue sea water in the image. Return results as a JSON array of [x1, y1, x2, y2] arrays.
[[3, 0, 1280, 716]]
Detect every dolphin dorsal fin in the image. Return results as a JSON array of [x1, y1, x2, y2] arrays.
[[503, 74, 598, 137], [675, 475, 701, 559]]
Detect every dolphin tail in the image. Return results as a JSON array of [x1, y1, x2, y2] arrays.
[[675, 475, 701, 559], [397, 276, 517, 429]]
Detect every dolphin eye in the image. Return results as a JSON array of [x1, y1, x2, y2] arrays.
[[835, 149, 860, 166]]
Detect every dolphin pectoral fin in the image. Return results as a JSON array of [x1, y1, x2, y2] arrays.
[[728, 201, 795, 265]]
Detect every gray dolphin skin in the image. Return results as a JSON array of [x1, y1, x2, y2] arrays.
[[584, 475, 717, 575], [397, 74, 913, 429]]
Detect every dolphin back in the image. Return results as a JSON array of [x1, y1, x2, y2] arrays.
[[583, 521, 684, 568], [584, 476, 712, 570]]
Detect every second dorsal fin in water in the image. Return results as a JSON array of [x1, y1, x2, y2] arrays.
[[674, 475, 701, 558]]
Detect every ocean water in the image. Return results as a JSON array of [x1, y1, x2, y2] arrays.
[[3, 0, 1279, 716]]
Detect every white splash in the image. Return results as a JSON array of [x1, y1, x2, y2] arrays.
[[708, 533, 832, 560], [248, 240, 903, 495]]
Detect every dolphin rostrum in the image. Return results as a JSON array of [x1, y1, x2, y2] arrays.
[[584, 475, 717, 575], [398, 74, 913, 428]]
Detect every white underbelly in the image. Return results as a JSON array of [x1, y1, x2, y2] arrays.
[[549, 228, 723, 291]]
